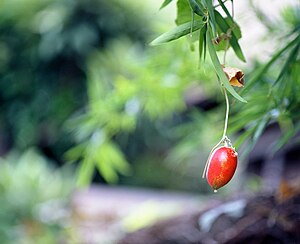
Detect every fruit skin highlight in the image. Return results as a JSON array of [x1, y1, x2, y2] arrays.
[[206, 146, 238, 191]]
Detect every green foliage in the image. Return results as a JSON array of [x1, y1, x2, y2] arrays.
[[0, 149, 73, 243], [160, 0, 174, 10], [0, 0, 151, 157], [214, 10, 245, 62], [155, 1, 300, 171], [66, 40, 216, 186], [203, 0, 217, 37], [1, 0, 298, 190], [176, 0, 193, 25], [231, 33, 300, 155], [206, 29, 246, 103], [188, 0, 205, 17], [68, 0, 299, 185], [150, 20, 204, 45], [152, 0, 246, 102]]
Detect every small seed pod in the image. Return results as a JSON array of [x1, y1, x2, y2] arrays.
[[206, 146, 238, 192]]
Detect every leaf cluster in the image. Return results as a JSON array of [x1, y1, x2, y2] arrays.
[[153, 0, 246, 102], [65, 40, 215, 186], [157, 1, 300, 168], [231, 27, 300, 156], [0, 0, 151, 160], [0, 149, 73, 242]]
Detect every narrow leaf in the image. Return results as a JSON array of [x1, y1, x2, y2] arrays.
[[150, 20, 204, 45], [199, 24, 207, 61], [273, 41, 300, 86], [253, 115, 270, 142], [206, 29, 247, 103], [239, 117, 269, 160], [203, 0, 217, 38], [176, 0, 193, 25], [96, 160, 118, 183], [234, 125, 256, 149], [217, 0, 234, 23], [77, 158, 94, 187], [242, 35, 300, 94], [203, 24, 207, 60], [188, 0, 204, 16], [160, 0, 173, 10], [214, 10, 246, 62], [273, 122, 300, 153]]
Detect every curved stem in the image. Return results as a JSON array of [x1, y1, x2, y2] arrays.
[[222, 1, 232, 137], [223, 40, 230, 65], [232, 0, 235, 19], [202, 139, 223, 178], [202, 88, 230, 178], [190, 12, 195, 37], [203, 0, 233, 179], [222, 87, 229, 138]]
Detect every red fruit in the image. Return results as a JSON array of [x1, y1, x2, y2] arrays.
[[206, 146, 238, 191]]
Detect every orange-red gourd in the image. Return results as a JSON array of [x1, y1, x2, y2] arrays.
[[206, 146, 238, 191]]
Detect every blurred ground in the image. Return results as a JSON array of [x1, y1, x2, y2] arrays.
[[67, 175, 300, 244], [118, 178, 300, 244], [71, 185, 204, 243]]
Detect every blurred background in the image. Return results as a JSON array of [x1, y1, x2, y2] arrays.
[[0, 0, 299, 243]]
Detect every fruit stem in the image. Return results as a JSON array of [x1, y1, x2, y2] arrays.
[[202, 140, 222, 178], [202, 1, 233, 180], [222, 0, 231, 139], [222, 87, 229, 139]]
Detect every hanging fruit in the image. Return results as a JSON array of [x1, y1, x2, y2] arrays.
[[206, 146, 238, 192], [202, 65, 244, 192]]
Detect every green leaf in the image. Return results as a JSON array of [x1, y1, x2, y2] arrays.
[[273, 121, 300, 153], [188, 0, 204, 16], [96, 160, 118, 183], [92, 142, 130, 183], [238, 118, 269, 160], [242, 35, 300, 94], [214, 10, 246, 62], [234, 125, 256, 149], [160, 0, 173, 10], [228, 111, 261, 134], [199, 24, 207, 61], [105, 142, 131, 175], [239, 116, 269, 158], [252, 115, 270, 142], [226, 17, 242, 40], [176, 0, 193, 25], [64, 143, 87, 162], [203, 0, 217, 38], [217, 0, 234, 23], [206, 29, 247, 103], [214, 14, 241, 52], [150, 20, 204, 45], [77, 158, 94, 187], [273, 41, 300, 86]]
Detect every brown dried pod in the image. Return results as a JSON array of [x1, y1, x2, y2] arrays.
[[222, 66, 245, 87]]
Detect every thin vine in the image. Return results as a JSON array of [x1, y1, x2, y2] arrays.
[[202, 0, 235, 180]]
